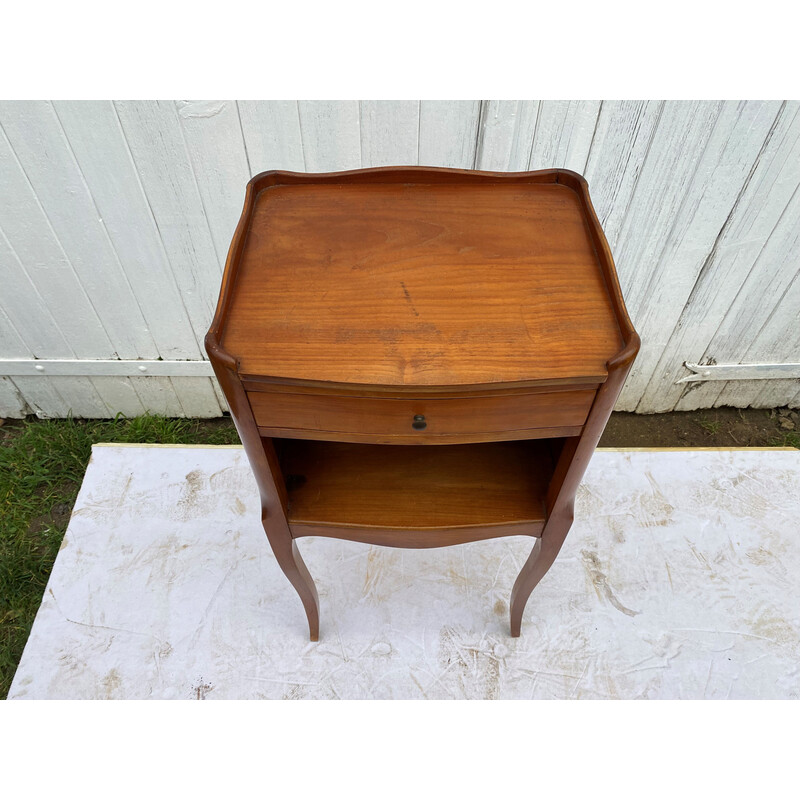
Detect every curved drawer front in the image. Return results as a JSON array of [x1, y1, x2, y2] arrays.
[[248, 387, 596, 443]]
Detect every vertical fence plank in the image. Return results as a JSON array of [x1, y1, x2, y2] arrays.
[[8, 378, 71, 418], [475, 100, 539, 171], [583, 100, 663, 252], [528, 100, 601, 173], [0, 377, 27, 417], [359, 101, 419, 167], [609, 101, 723, 411], [176, 100, 252, 268], [88, 378, 146, 418], [0, 377, 29, 417], [418, 101, 481, 168], [131, 377, 185, 418], [170, 377, 224, 418], [238, 101, 304, 174], [211, 378, 229, 414], [753, 378, 800, 410], [298, 101, 361, 172], [612, 102, 723, 319]]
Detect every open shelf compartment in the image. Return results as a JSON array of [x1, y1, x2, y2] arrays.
[[271, 438, 559, 547]]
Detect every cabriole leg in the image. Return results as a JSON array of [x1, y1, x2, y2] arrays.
[[262, 509, 320, 641], [509, 505, 574, 637]]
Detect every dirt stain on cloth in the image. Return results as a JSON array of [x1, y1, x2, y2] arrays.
[[581, 550, 641, 617]]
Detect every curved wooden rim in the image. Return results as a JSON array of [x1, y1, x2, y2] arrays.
[[205, 166, 639, 384]]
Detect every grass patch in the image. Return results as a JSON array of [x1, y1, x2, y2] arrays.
[[698, 419, 721, 436], [769, 431, 800, 449], [0, 414, 239, 698]]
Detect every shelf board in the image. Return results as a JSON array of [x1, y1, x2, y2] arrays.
[[275, 439, 554, 546]]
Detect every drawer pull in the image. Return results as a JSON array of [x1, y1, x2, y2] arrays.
[[412, 414, 427, 430]]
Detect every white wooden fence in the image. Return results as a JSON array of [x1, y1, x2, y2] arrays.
[[1, 100, 798, 418]]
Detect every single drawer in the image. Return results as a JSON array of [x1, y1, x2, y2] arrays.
[[248, 386, 595, 444]]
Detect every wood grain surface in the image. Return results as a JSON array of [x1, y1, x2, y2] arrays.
[[221, 172, 622, 387], [249, 386, 594, 441], [276, 438, 551, 532]]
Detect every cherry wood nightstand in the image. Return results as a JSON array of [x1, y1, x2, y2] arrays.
[[206, 166, 639, 640]]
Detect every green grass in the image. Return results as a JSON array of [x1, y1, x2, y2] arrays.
[[698, 419, 721, 436], [769, 430, 800, 449], [0, 414, 239, 699]]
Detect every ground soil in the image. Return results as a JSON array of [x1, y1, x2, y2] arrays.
[[598, 407, 798, 448]]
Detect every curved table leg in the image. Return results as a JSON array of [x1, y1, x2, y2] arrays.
[[262, 509, 320, 641], [509, 505, 574, 637]]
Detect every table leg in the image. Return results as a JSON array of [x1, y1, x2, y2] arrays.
[[509, 502, 574, 637], [262, 508, 320, 641]]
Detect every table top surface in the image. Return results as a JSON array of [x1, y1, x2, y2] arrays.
[[219, 172, 624, 389]]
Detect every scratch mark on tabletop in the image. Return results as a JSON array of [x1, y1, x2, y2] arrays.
[[519, 308, 536, 342], [400, 281, 420, 317]]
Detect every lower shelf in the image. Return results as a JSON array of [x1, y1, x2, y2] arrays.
[[274, 438, 555, 547]]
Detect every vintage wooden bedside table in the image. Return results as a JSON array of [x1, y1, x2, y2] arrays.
[[206, 166, 639, 640]]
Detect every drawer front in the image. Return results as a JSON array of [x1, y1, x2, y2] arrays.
[[248, 387, 595, 442]]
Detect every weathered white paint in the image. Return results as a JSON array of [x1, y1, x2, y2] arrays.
[[648, 102, 800, 412], [418, 100, 481, 168], [0, 376, 27, 416], [2, 100, 799, 417], [112, 101, 221, 417], [621, 101, 782, 412], [715, 265, 800, 410], [677, 103, 800, 413], [1, 102, 157, 360], [528, 100, 601, 173], [237, 101, 304, 173], [676, 362, 800, 383], [583, 100, 664, 252], [0, 117, 115, 358], [0, 359, 216, 376], [474, 100, 539, 171], [176, 100, 251, 269], [51, 101, 208, 417], [359, 101, 419, 167], [297, 101, 361, 172], [0, 113, 128, 418]]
